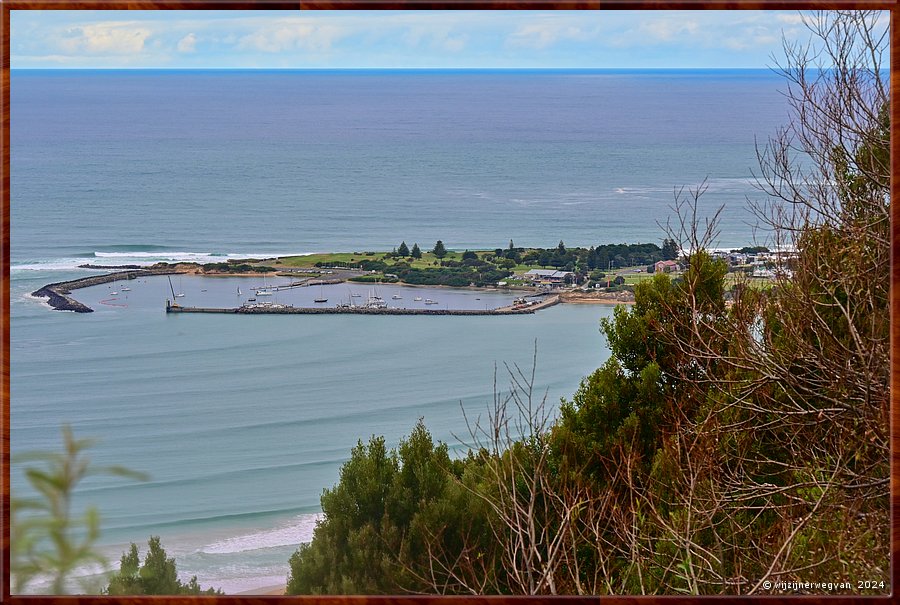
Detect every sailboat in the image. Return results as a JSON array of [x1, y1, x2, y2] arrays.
[[314, 285, 328, 303], [237, 287, 242, 296], [255, 276, 274, 296], [174, 277, 185, 297], [365, 289, 387, 309], [167, 276, 182, 305]]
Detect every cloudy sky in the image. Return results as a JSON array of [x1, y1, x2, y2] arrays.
[[9, 10, 867, 69]]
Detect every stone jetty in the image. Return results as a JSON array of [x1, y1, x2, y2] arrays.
[[33, 268, 182, 312], [165, 296, 560, 316]]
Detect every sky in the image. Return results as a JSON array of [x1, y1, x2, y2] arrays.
[[9, 10, 887, 70]]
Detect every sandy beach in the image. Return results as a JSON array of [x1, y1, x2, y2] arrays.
[[236, 584, 286, 596]]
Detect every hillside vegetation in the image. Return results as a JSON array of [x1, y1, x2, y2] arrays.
[[286, 11, 889, 595]]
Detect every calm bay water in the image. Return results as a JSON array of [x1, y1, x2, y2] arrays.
[[10, 69, 790, 592]]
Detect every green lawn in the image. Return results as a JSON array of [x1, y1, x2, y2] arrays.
[[271, 250, 537, 273], [272, 251, 465, 270]]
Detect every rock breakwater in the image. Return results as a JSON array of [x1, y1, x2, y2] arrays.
[[33, 268, 182, 312]]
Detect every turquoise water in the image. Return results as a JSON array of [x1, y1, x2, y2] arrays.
[[12, 274, 613, 592], [10, 69, 791, 592]]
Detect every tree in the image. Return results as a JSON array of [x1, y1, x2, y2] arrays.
[[398, 241, 410, 257], [462, 250, 477, 261], [557, 240, 566, 255], [432, 240, 447, 259], [411, 243, 422, 259], [106, 536, 221, 595], [11, 426, 147, 594], [661, 238, 678, 260], [504, 240, 520, 262], [286, 421, 476, 594]]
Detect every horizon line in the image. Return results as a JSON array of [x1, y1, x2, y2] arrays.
[[10, 66, 780, 71]]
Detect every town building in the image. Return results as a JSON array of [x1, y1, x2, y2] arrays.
[[524, 269, 575, 284]]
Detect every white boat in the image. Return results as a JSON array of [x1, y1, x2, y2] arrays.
[[243, 301, 293, 310], [237, 287, 242, 296], [424, 299, 438, 305], [110, 291, 119, 295], [366, 290, 388, 308], [413, 297, 423, 301], [174, 292, 185, 298], [256, 277, 274, 296], [120, 286, 131, 292], [392, 294, 403, 300], [351, 293, 362, 298]]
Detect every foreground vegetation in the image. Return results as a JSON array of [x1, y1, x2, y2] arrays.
[[106, 537, 222, 595], [287, 11, 889, 595]]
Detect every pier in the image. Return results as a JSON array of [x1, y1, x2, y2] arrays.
[[166, 296, 560, 316]]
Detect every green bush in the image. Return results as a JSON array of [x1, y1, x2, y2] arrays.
[[105, 536, 222, 595]]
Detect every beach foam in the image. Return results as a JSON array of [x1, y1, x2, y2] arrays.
[[198, 513, 322, 555], [11, 251, 308, 274]]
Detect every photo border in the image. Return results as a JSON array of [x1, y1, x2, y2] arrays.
[[1, 1, 897, 602]]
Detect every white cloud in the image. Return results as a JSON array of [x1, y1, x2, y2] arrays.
[[237, 20, 344, 53], [507, 22, 589, 50], [58, 21, 150, 55], [637, 19, 699, 42], [442, 35, 467, 53], [776, 14, 806, 25], [723, 26, 778, 51], [177, 32, 197, 53]]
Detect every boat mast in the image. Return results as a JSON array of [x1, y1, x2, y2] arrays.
[[167, 275, 178, 304]]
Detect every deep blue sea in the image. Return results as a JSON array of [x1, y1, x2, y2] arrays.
[[10, 69, 791, 593]]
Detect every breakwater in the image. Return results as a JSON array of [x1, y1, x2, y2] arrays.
[[33, 268, 182, 312], [167, 296, 560, 316]]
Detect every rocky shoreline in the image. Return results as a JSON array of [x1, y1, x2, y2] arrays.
[[32, 268, 182, 312]]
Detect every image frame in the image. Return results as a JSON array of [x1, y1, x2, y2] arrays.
[[1, 0, 898, 602]]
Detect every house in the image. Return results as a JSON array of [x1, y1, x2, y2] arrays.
[[524, 269, 574, 284], [655, 260, 678, 273]]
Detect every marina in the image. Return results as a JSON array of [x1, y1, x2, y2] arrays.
[[165, 295, 560, 315], [34, 269, 558, 315]]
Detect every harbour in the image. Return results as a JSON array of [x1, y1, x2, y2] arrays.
[[165, 295, 560, 315]]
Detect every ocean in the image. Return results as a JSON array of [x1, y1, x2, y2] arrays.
[[10, 69, 791, 593]]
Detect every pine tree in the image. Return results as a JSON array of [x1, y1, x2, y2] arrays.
[[661, 238, 678, 260], [106, 537, 222, 595], [411, 243, 422, 259], [398, 241, 410, 256], [432, 240, 447, 259]]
